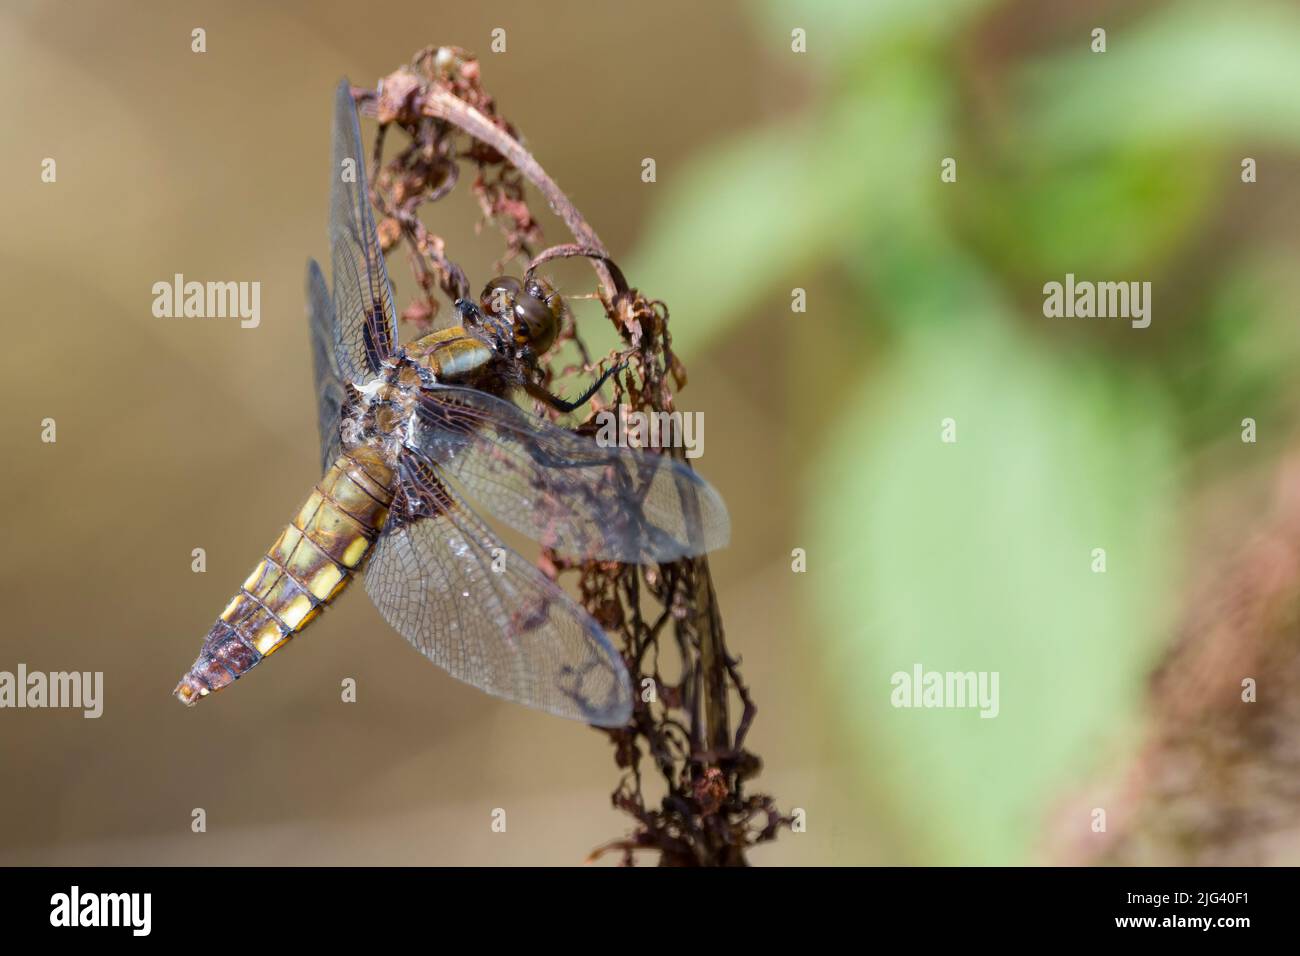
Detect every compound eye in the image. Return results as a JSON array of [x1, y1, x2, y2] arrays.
[[513, 292, 559, 353], [527, 277, 567, 325], [480, 276, 522, 317]]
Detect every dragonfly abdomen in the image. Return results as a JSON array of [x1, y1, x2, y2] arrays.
[[174, 444, 395, 705]]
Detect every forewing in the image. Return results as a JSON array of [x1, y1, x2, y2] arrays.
[[408, 384, 730, 564], [329, 78, 396, 380], [364, 454, 632, 726], [307, 259, 346, 473]]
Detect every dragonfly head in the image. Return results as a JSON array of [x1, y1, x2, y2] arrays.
[[479, 275, 563, 356]]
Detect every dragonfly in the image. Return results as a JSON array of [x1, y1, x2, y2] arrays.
[[172, 80, 729, 725]]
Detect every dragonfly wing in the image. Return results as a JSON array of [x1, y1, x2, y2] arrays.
[[307, 259, 346, 473], [328, 77, 396, 381], [407, 384, 730, 564], [363, 451, 632, 726]]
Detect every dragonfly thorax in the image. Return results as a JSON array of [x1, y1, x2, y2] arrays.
[[342, 360, 428, 462]]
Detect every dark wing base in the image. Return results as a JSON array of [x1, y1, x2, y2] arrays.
[[410, 384, 731, 565]]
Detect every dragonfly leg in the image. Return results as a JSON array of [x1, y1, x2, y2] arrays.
[[526, 360, 625, 414]]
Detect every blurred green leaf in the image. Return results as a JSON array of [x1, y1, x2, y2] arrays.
[[1178, 249, 1300, 445], [1020, 0, 1300, 151], [755, 0, 995, 64], [625, 107, 861, 359], [630, 60, 951, 356], [809, 322, 1177, 863], [959, 145, 1219, 280]]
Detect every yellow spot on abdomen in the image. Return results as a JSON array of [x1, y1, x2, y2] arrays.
[[242, 561, 269, 594], [342, 535, 370, 568], [251, 620, 285, 655], [219, 595, 242, 622], [280, 593, 315, 630], [309, 563, 344, 600]]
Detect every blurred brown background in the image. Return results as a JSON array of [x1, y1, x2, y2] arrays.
[[8, 0, 1300, 867], [0, 0, 829, 865]]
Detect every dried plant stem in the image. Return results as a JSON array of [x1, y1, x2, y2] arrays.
[[360, 46, 788, 865], [414, 89, 619, 299]]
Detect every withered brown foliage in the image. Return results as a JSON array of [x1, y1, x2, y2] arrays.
[[354, 46, 789, 865], [1061, 458, 1300, 865]]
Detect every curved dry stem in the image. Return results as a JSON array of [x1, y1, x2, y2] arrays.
[[356, 47, 787, 866], [416, 89, 619, 300]]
